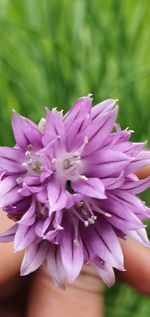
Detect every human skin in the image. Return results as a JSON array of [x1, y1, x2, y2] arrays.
[[1, 166, 150, 317]]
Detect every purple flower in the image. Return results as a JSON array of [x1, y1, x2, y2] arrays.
[[0, 95, 150, 287]]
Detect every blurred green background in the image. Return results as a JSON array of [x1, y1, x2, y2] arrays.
[[0, 0, 150, 316]]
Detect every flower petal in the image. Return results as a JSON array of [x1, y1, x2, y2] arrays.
[[93, 257, 115, 287], [121, 176, 150, 194], [21, 242, 48, 275], [12, 111, 42, 149], [127, 150, 150, 173], [48, 179, 67, 214], [82, 224, 123, 270], [18, 199, 36, 226], [95, 218, 124, 269], [72, 177, 106, 199], [0, 224, 17, 242], [129, 228, 150, 247], [60, 225, 84, 282], [82, 107, 118, 155], [43, 109, 66, 151], [0, 176, 21, 208], [85, 149, 130, 178], [102, 171, 125, 190], [99, 195, 145, 232], [0, 147, 24, 173], [64, 96, 92, 150], [91, 99, 117, 120], [47, 246, 66, 289], [14, 224, 36, 251]]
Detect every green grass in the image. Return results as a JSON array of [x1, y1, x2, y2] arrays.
[[0, 0, 150, 316]]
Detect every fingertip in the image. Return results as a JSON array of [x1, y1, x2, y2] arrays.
[[119, 237, 150, 295], [136, 165, 150, 179]]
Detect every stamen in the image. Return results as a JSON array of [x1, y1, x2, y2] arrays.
[[25, 150, 31, 158], [91, 215, 97, 220], [78, 136, 89, 155], [22, 162, 28, 168], [88, 217, 95, 224], [32, 161, 43, 174], [84, 220, 89, 227], [76, 201, 84, 208], [80, 175, 88, 181], [85, 201, 95, 218], [84, 136, 89, 144], [104, 212, 112, 217], [16, 177, 24, 185], [72, 207, 88, 225], [73, 239, 79, 246]]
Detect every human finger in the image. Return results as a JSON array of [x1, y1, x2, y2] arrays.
[[119, 237, 150, 295], [27, 265, 104, 317], [0, 211, 23, 285]]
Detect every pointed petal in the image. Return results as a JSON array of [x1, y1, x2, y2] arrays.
[[95, 218, 124, 269], [43, 109, 65, 150], [100, 196, 145, 232], [60, 225, 84, 283], [36, 188, 47, 203], [47, 246, 66, 289], [0, 147, 24, 173], [53, 209, 64, 229], [85, 149, 130, 178], [121, 176, 150, 194], [93, 257, 115, 287], [21, 242, 48, 275], [0, 224, 17, 242], [12, 111, 42, 149], [0, 176, 17, 196], [64, 96, 92, 150], [0, 176, 21, 208], [102, 171, 125, 189], [72, 177, 106, 199], [91, 99, 117, 120], [14, 224, 36, 251], [112, 189, 147, 213], [82, 225, 123, 270], [18, 199, 36, 226], [129, 228, 150, 247], [127, 150, 150, 173], [48, 179, 67, 214], [82, 107, 118, 155], [64, 96, 92, 130]]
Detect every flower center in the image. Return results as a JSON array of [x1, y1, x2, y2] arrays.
[[52, 136, 88, 182], [21, 145, 43, 175]]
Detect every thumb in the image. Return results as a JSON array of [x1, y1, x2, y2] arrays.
[[0, 212, 23, 285], [27, 266, 104, 317]]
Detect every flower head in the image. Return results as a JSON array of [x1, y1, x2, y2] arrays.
[[0, 95, 150, 287]]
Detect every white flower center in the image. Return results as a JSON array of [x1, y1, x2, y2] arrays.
[[52, 151, 82, 181], [21, 146, 43, 175], [52, 136, 88, 182]]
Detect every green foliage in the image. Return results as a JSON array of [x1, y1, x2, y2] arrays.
[[0, 0, 150, 315]]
